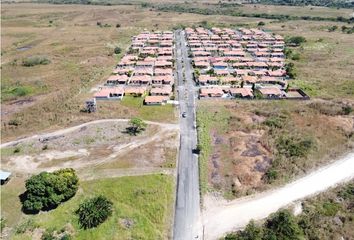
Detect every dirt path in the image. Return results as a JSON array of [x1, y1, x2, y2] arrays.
[[0, 119, 178, 148], [203, 151, 354, 240]]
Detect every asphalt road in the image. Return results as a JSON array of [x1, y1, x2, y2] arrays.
[[173, 30, 201, 240]]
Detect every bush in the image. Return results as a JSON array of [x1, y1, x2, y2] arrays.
[[15, 219, 38, 234], [342, 105, 353, 115], [76, 195, 113, 229], [0, 218, 5, 233], [115, 23, 121, 28], [258, 21, 266, 26], [22, 168, 79, 213], [276, 135, 314, 158], [264, 210, 303, 240], [291, 52, 300, 61], [285, 36, 306, 46], [22, 56, 50, 67], [263, 115, 287, 129], [114, 47, 122, 54], [264, 168, 278, 183]]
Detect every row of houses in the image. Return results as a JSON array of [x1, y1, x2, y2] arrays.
[[199, 86, 308, 100], [185, 27, 308, 100], [93, 31, 175, 105]]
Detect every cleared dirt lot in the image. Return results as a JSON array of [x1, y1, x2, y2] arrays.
[[1, 119, 179, 177]]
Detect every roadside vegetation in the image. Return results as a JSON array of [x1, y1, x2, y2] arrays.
[[197, 100, 354, 198], [224, 180, 354, 239]]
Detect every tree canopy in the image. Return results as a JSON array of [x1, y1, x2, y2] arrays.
[[22, 168, 79, 213], [225, 210, 303, 240], [127, 117, 147, 135], [76, 195, 113, 229]]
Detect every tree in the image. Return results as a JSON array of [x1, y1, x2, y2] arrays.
[[264, 210, 303, 240], [76, 195, 113, 229], [258, 21, 266, 26], [116, 23, 121, 28], [22, 168, 79, 213], [114, 47, 122, 55], [240, 81, 244, 88], [127, 117, 147, 135]]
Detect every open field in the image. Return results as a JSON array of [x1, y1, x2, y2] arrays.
[[197, 99, 354, 199], [2, 3, 354, 142], [1, 174, 174, 240], [1, 3, 267, 141]]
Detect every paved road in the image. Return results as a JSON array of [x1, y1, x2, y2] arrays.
[[173, 30, 201, 240]]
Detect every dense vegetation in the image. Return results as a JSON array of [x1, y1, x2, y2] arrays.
[[225, 210, 303, 240], [244, 0, 354, 9], [21, 168, 79, 213], [76, 195, 113, 229], [151, 4, 354, 23], [225, 181, 354, 239]]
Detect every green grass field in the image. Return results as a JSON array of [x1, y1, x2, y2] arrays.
[[1, 174, 175, 240]]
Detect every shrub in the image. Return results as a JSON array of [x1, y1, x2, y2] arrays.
[[263, 115, 287, 129], [115, 23, 121, 28], [22, 56, 50, 67], [15, 219, 38, 234], [22, 168, 79, 213], [291, 52, 300, 61], [342, 105, 353, 115], [8, 119, 20, 126], [0, 218, 5, 233], [258, 21, 266, 26], [318, 201, 341, 216], [264, 210, 303, 239], [276, 135, 314, 158], [264, 168, 278, 183], [285, 36, 306, 46], [76, 195, 113, 229], [114, 47, 122, 54], [328, 25, 338, 32]]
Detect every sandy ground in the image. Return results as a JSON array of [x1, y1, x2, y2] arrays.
[[1, 119, 179, 178], [202, 151, 354, 240]]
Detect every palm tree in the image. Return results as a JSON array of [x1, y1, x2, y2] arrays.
[[76, 195, 113, 229]]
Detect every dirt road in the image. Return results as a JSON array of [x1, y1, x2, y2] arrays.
[[0, 119, 178, 148], [203, 151, 354, 240]]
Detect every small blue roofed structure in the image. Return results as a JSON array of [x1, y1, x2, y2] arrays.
[[0, 170, 11, 185]]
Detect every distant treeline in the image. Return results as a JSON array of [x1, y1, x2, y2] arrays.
[[243, 0, 354, 9], [32, 0, 138, 5], [151, 4, 354, 23]]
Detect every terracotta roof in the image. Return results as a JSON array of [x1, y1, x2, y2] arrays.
[[144, 95, 169, 103], [229, 88, 253, 97], [259, 87, 283, 95], [94, 87, 124, 97]]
